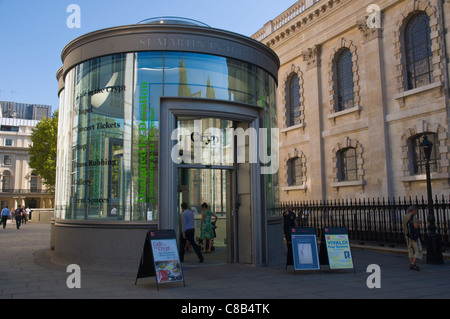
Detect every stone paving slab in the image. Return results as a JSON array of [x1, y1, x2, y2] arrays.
[[1, 223, 449, 303]]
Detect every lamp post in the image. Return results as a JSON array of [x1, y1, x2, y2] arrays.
[[420, 135, 444, 264]]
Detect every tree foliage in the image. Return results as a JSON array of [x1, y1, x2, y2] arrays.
[[28, 110, 58, 194]]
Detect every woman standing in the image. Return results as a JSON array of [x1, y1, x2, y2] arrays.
[[200, 202, 218, 253]]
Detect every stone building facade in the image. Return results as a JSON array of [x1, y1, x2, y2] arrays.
[[0, 101, 54, 209], [252, 0, 450, 201]]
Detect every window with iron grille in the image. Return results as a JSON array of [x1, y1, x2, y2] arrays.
[[286, 74, 301, 126], [337, 147, 357, 181], [287, 156, 303, 186], [336, 49, 354, 112], [410, 133, 440, 174], [405, 13, 432, 90]]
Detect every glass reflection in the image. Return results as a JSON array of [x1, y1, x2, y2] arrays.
[[133, 52, 163, 221], [163, 52, 257, 104], [59, 50, 277, 221], [69, 54, 132, 220]]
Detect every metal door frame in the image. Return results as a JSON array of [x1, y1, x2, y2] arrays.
[[159, 97, 265, 265]]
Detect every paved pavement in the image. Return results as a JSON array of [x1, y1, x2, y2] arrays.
[[1, 222, 449, 304]]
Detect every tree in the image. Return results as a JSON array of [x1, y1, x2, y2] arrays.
[[28, 110, 58, 194]]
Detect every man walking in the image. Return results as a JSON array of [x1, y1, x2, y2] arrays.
[[1, 205, 11, 229], [403, 205, 423, 271], [14, 205, 23, 230], [179, 202, 204, 263]]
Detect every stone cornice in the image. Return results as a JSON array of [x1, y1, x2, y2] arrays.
[[259, 0, 401, 50], [262, 0, 346, 48]]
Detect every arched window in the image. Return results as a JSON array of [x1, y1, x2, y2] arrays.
[[337, 147, 357, 181], [335, 49, 354, 111], [410, 133, 440, 174], [405, 12, 432, 90], [287, 156, 303, 186], [286, 74, 301, 126]]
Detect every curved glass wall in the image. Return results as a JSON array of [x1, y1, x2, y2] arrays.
[[55, 51, 278, 221]]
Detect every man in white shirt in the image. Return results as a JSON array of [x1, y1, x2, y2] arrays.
[[179, 202, 204, 263], [25, 207, 31, 222]]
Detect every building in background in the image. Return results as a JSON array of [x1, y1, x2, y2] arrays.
[[252, 0, 450, 202], [0, 101, 53, 209]]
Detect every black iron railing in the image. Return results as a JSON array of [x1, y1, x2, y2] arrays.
[[278, 195, 450, 249]]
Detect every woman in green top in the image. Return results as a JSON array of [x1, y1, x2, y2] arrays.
[[200, 202, 218, 253]]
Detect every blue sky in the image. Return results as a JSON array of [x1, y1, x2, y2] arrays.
[[0, 0, 294, 111]]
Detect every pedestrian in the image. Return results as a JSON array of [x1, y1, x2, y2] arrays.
[[179, 202, 204, 263], [11, 207, 16, 225], [110, 205, 118, 216], [283, 204, 298, 245], [403, 205, 423, 271], [25, 206, 31, 223], [1, 205, 11, 229], [22, 207, 28, 224], [200, 202, 218, 253], [14, 205, 23, 230]]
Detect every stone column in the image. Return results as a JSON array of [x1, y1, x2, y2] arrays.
[[358, 21, 392, 197], [301, 44, 325, 200]]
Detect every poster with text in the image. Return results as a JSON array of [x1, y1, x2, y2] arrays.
[[292, 234, 320, 270], [325, 234, 354, 269], [151, 239, 183, 284]]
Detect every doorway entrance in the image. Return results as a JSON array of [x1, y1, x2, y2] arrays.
[[177, 168, 233, 263], [159, 98, 267, 265]]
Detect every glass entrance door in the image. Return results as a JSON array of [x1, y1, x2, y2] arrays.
[[177, 167, 233, 263]]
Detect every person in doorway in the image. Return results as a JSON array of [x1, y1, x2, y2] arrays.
[[110, 205, 118, 216], [200, 202, 218, 253], [1, 205, 11, 229], [14, 205, 23, 229], [403, 205, 423, 271], [179, 202, 204, 263]]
